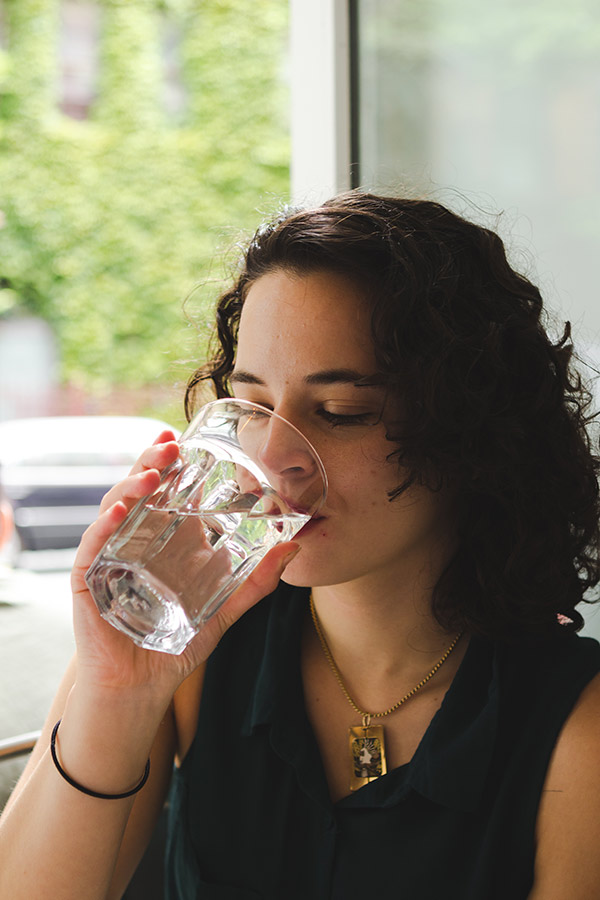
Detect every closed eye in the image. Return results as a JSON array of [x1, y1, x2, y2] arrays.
[[317, 409, 376, 427]]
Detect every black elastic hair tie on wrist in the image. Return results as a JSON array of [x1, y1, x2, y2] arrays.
[[50, 719, 151, 800]]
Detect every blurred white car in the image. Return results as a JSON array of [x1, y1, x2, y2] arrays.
[[0, 416, 178, 551]]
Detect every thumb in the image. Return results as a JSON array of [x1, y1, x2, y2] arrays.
[[213, 542, 301, 630]]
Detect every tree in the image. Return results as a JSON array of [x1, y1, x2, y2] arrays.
[[0, 0, 289, 423]]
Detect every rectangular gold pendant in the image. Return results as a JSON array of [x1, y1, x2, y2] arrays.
[[348, 723, 387, 791]]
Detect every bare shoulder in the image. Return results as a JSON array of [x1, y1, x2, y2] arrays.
[[529, 670, 600, 899], [172, 661, 207, 764]]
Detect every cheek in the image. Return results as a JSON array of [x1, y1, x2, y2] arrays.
[[318, 431, 401, 509], [330, 462, 398, 516]]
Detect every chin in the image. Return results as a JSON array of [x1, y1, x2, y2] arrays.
[[279, 553, 353, 589], [280, 563, 311, 588]]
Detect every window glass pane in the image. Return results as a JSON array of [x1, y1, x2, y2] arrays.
[[60, 1, 100, 120], [355, 0, 600, 356]]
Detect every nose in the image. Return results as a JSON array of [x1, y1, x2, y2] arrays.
[[237, 410, 325, 515], [256, 414, 317, 482]]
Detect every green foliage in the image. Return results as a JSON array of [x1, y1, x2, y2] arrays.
[[0, 0, 289, 420], [94, 2, 164, 130], [1, 0, 60, 121]]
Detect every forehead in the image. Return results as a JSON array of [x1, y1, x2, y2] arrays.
[[236, 269, 376, 370]]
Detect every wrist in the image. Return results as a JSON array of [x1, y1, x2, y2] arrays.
[[54, 686, 172, 796], [50, 719, 151, 800], [71, 654, 183, 713]]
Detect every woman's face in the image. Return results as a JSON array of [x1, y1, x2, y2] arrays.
[[231, 268, 455, 591]]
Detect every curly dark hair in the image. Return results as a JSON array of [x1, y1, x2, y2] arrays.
[[186, 191, 600, 641]]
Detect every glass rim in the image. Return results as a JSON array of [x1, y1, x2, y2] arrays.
[[184, 397, 328, 511]]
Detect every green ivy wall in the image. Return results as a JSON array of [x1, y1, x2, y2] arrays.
[[0, 0, 289, 423]]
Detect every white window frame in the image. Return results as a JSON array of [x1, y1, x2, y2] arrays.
[[289, 0, 352, 205]]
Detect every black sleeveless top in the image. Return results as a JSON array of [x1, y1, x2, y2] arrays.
[[165, 583, 600, 899]]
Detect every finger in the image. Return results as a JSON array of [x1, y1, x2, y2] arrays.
[[153, 429, 178, 446], [212, 542, 301, 632], [71, 501, 129, 589], [129, 438, 180, 477], [181, 542, 301, 666], [99, 439, 179, 513], [99, 467, 162, 515]]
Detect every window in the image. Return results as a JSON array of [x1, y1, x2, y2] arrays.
[[353, 0, 600, 365], [60, 1, 100, 119]]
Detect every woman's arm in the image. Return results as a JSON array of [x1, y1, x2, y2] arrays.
[[529, 670, 600, 899], [1, 658, 205, 900], [0, 433, 297, 900], [0, 670, 177, 900]]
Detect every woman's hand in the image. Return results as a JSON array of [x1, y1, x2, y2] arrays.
[[70, 430, 299, 701]]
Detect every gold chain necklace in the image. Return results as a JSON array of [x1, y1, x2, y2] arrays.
[[309, 593, 463, 791]]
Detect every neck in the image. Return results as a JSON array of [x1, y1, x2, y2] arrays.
[[310, 578, 460, 684]]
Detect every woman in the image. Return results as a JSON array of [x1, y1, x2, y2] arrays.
[[1, 192, 600, 899]]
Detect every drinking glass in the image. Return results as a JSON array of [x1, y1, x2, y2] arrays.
[[85, 399, 327, 654]]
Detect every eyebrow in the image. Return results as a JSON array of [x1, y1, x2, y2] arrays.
[[230, 368, 378, 387]]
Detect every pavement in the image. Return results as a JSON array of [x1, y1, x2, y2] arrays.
[[0, 552, 76, 810]]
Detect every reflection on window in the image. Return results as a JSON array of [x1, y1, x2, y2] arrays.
[[355, 0, 600, 352]]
